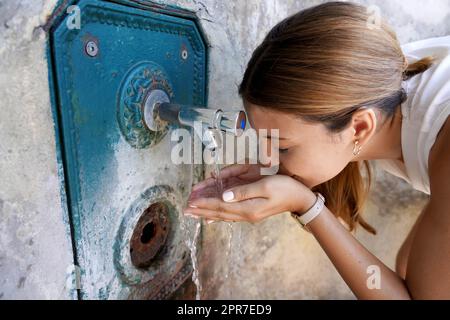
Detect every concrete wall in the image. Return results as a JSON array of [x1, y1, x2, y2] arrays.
[[0, 0, 448, 299], [0, 0, 74, 299]]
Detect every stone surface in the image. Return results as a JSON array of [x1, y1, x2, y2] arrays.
[[0, 0, 74, 299], [0, 0, 447, 299]]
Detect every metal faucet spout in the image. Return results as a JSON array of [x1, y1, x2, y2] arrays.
[[143, 89, 247, 151], [158, 103, 247, 136]]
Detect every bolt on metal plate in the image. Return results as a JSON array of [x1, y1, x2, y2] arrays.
[[85, 40, 99, 57]]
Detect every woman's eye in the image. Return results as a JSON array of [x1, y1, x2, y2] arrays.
[[279, 148, 289, 154]]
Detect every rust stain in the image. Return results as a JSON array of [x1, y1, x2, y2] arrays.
[[130, 202, 170, 268]]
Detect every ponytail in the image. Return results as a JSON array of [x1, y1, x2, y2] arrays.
[[403, 56, 436, 81], [311, 160, 376, 235]]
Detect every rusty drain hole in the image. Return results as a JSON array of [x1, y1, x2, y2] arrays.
[[140, 222, 156, 244], [130, 202, 170, 269]]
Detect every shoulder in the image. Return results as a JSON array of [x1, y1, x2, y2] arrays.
[[401, 35, 450, 60], [405, 115, 450, 298], [428, 115, 450, 198]]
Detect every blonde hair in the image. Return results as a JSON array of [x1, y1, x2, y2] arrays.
[[239, 1, 435, 234]]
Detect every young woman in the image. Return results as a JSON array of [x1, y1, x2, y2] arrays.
[[183, 2, 450, 299]]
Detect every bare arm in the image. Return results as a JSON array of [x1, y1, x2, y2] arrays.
[[404, 117, 450, 299], [405, 193, 450, 299], [395, 205, 426, 279], [308, 195, 449, 299], [308, 205, 411, 299], [308, 118, 450, 300]]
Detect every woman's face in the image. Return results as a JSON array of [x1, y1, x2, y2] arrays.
[[245, 102, 356, 189]]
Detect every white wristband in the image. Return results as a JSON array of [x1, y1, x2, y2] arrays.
[[291, 192, 325, 228]]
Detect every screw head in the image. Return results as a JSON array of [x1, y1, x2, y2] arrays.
[[181, 48, 188, 60], [85, 40, 99, 57]]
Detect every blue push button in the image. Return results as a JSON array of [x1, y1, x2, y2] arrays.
[[240, 118, 246, 130]]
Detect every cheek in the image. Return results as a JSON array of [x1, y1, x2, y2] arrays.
[[281, 146, 348, 186], [282, 154, 326, 181]]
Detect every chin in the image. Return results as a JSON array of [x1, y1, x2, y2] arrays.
[[292, 174, 321, 189], [292, 174, 309, 187]]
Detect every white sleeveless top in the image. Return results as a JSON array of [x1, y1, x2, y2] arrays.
[[375, 35, 450, 195]]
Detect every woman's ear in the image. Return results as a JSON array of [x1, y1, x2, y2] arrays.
[[351, 108, 378, 143]]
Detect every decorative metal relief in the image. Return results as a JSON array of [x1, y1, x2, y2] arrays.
[[117, 62, 174, 148]]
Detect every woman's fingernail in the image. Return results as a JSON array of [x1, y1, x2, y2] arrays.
[[207, 220, 215, 225], [222, 190, 234, 202], [188, 204, 198, 208]]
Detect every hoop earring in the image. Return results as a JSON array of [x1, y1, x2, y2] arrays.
[[353, 140, 362, 156]]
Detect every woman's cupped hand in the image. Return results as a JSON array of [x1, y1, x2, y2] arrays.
[[184, 163, 317, 224]]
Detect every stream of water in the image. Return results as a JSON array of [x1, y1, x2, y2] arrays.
[[186, 148, 224, 300], [187, 145, 236, 300], [212, 149, 224, 197], [190, 220, 202, 300], [212, 148, 234, 296]]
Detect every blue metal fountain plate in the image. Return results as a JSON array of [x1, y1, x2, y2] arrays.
[[50, 0, 207, 299]]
